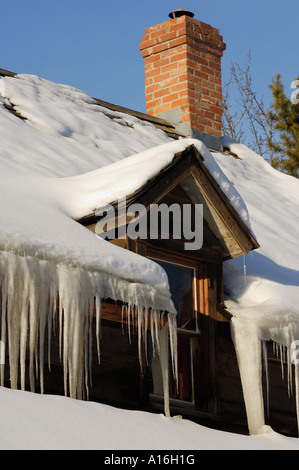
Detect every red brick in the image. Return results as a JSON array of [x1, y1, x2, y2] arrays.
[[179, 89, 189, 98], [154, 87, 172, 99], [214, 113, 222, 122], [159, 31, 178, 43], [144, 63, 153, 72], [153, 72, 171, 83], [171, 82, 188, 93], [162, 92, 180, 103], [171, 97, 189, 108], [207, 127, 221, 137], [145, 98, 162, 109], [170, 52, 187, 63], [200, 65, 215, 75], [183, 58, 198, 69], [146, 67, 162, 78], [169, 21, 187, 34], [139, 37, 156, 50], [210, 105, 222, 114], [153, 57, 170, 68], [214, 120, 222, 129], [201, 51, 214, 60], [204, 111, 214, 120], [142, 34, 150, 42], [202, 79, 215, 90], [151, 42, 170, 55], [169, 36, 187, 48], [163, 76, 180, 87], [154, 103, 172, 115], [182, 111, 191, 122], [179, 73, 189, 82], [210, 90, 222, 100], [150, 29, 167, 40], [194, 71, 208, 81], [208, 75, 221, 85], [171, 67, 188, 78], [192, 122, 206, 133], [145, 84, 160, 94], [144, 54, 161, 65], [162, 62, 178, 73]]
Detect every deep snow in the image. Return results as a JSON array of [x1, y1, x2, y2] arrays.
[[0, 386, 299, 450]]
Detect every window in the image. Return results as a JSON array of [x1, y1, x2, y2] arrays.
[[155, 259, 195, 329], [149, 257, 198, 403]]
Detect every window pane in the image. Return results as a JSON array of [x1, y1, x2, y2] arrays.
[[152, 259, 194, 329]]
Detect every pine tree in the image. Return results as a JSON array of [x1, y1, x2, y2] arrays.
[[267, 74, 299, 177]]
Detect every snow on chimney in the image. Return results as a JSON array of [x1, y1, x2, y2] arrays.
[[139, 9, 226, 150]]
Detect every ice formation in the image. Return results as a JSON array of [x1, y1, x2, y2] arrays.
[[0, 248, 178, 416]]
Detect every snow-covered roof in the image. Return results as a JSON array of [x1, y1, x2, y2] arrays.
[[1, 72, 299, 434]]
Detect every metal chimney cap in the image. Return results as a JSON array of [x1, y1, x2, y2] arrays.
[[168, 8, 194, 19]]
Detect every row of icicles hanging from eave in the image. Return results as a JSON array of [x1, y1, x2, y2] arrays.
[[0, 249, 178, 417]]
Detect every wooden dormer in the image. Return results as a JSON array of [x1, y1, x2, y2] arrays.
[[79, 143, 258, 328]]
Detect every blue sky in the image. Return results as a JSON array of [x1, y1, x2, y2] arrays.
[[1, 0, 298, 113]]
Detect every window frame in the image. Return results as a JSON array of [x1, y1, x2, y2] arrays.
[[146, 247, 205, 405]]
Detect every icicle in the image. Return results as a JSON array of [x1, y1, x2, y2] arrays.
[[127, 304, 132, 344], [280, 344, 285, 382], [243, 255, 247, 285], [0, 271, 6, 387], [168, 312, 178, 384], [262, 340, 269, 418], [143, 307, 149, 365], [158, 324, 170, 417], [95, 295, 101, 364], [287, 346, 293, 398], [231, 317, 265, 434], [121, 304, 125, 336], [137, 306, 145, 369]]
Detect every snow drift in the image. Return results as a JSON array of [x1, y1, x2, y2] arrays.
[[1, 385, 299, 450]]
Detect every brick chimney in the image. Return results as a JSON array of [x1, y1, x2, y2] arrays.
[[139, 9, 226, 150]]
